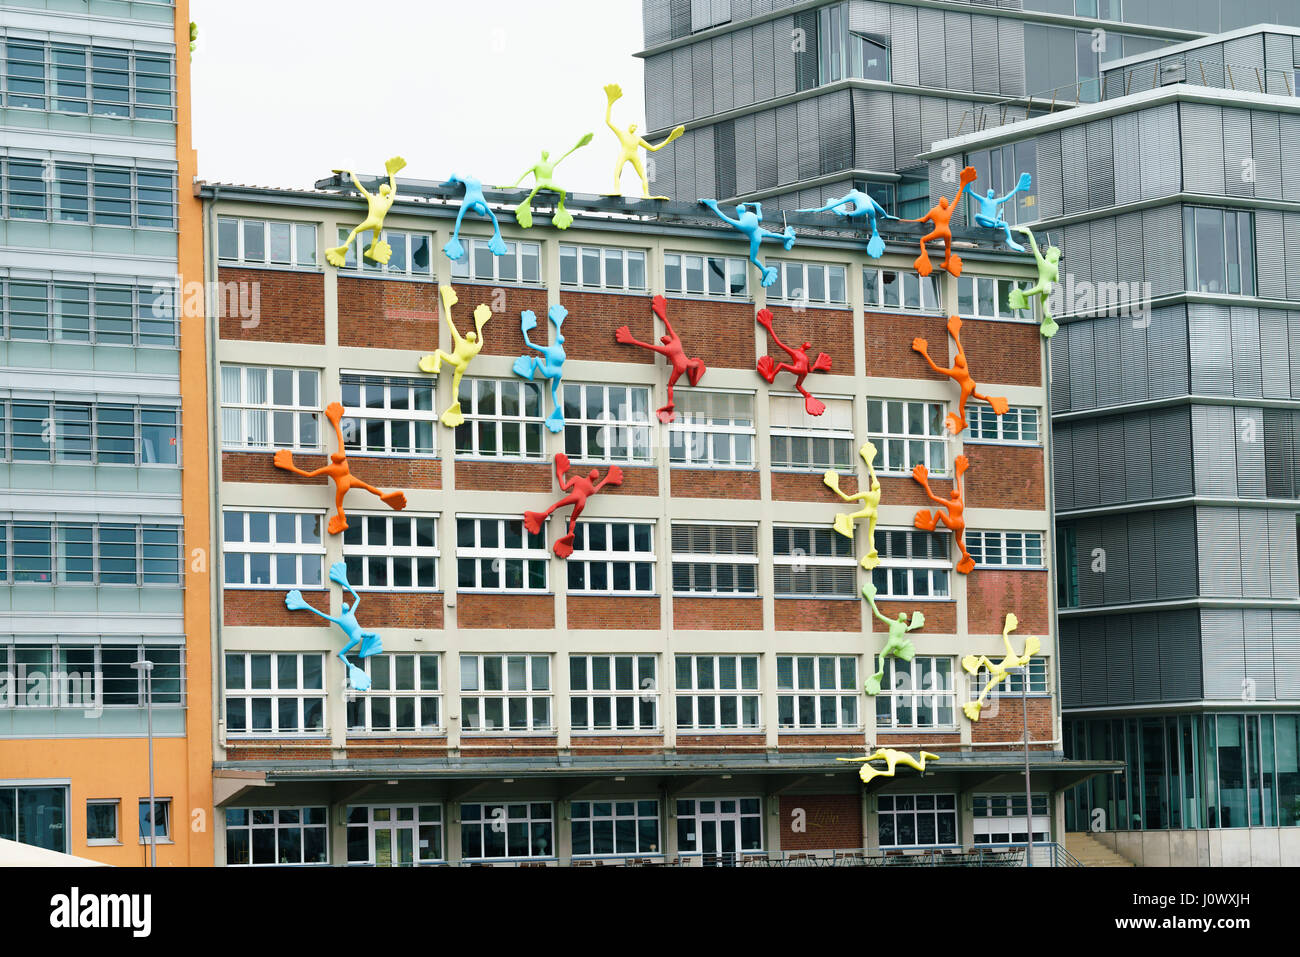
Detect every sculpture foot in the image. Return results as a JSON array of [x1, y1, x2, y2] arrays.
[[440, 402, 465, 428], [1040, 316, 1059, 339], [962, 702, 983, 722], [325, 246, 348, 267], [832, 515, 855, 539], [656, 405, 676, 424], [516, 206, 534, 229], [944, 412, 965, 435], [988, 395, 1010, 415], [863, 675, 882, 696], [1004, 237, 1026, 253], [380, 490, 407, 511], [861, 550, 879, 571], [327, 514, 348, 535], [442, 237, 466, 262], [913, 253, 933, 277], [804, 394, 826, 416], [512, 355, 535, 379], [418, 354, 441, 375], [553, 208, 574, 230], [760, 265, 779, 287], [865, 233, 885, 258], [487, 234, 508, 255], [523, 510, 546, 535], [364, 239, 393, 265], [359, 634, 383, 658], [345, 662, 372, 693], [544, 408, 565, 433], [913, 509, 934, 531], [553, 533, 575, 559], [1007, 288, 1029, 310], [755, 355, 777, 383], [782, 228, 796, 251], [956, 555, 976, 575], [943, 253, 963, 277], [961, 654, 980, 675]]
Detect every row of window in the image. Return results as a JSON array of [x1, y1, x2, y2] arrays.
[[0, 522, 182, 585], [221, 509, 1045, 597], [1, 39, 173, 120], [222, 650, 1049, 736], [0, 157, 175, 228], [0, 279, 178, 347], [0, 400, 178, 465], [0, 643, 184, 708]]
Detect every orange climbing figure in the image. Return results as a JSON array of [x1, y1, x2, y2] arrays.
[[755, 308, 832, 415], [913, 453, 975, 575], [524, 452, 624, 559], [912, 315, 1009, 435], [902, 165, 977, 277], [274, 402, 407, 535]]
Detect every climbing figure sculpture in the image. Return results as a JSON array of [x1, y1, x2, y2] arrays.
[[524, 452, 624, 559], [509, 134, 593, 230], [755, 308, 832, 415], [838, 748, 940, 786], [418, 285, 490, 428], [912, 454, 975, 575], [604, 83, 684, 198], [912, 314, 1008, 435], [1008, 227, 1062, 339], [698, 199, 795, 287], [512, 304, 568, 432], [962, 612, 1041, 721], [972, 172, 1032, 251], [824, 441, 882, 570], [901, 165, 977, 277], [274, 401, 407, 535], [325, 156, 407, 267], [861, 582, 925, 695], [442, 174, 508, 262], [284, 561, 382, 692], [614, 294, 706, 423], [797, 188, 898, 258]]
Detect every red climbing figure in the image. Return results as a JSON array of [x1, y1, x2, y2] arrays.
[[755, 308, 832, 415], [614, 294, 706, 423], [902, 165, 977, 277], [912, 314, 1009, 435], [913, 454, 975, 575], [274, 401, 407, 535], [524, 452, 624, 559]]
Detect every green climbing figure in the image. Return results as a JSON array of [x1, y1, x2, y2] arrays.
[[509, 134, 594, 230], [861, 582, 925, 695], [1008, 226, 1061, 339]]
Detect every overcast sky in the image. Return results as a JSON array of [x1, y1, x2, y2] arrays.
[[191, 0, 648, 193]]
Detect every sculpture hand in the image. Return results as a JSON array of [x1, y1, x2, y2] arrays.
[[912, 463, 929, 483], [520, 311, 538, 334], [614, 325, 635, 344], [911, 337, 928, 353], [604, 83, 623, 103], [385, 156, 408, 176]]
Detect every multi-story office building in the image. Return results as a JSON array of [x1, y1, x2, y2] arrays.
[[200, 176, 1108, 866], [923, 24, 1300, 866], [636, 1, 1300, 217], [0, 0, 211, 864]]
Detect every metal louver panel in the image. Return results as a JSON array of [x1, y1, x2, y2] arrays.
[[1282, 114, 1300, 203], [1085, 120, 1115, 210], [793, 9, 818, 92], [732, 27, 755, 107], [970, 16, 999, 93], [671, 47, 693, 128], [850, 0, 890, 35], [1263, 409, 1294, 499], [776, 103, 800, 184], [1050, 328, 1070, 411], [818, 90, 852, 177], [1222, 108, 1254, 198], [752, 20, 776, 101], [1150, 408, 1194, 498], [1119, 288, 1149, 400], [1060, 127, 1089, 216], [1159, 610, 1202, 701], [754, 109, 777, 191], [1258, 310, 1291, 399], [1156, 507, 1198, 599], [1062, 224, 1092, 290], [1234, 406, 1266, 499], [669, 0, 692, 40], [1141, 206, 1183, 298], [1139, 104, 1181, 198], [673, 131, 697, 205], [1100, 513, 1129, 603], [1200, 608, 1245, 699], [892, 94, 923, 169], [795, 98, 819, 181], [1126, 512, 1157, 602], [996, 18, 1023, 95], [692, 126, 715, 201], [644, 0, 672, 47], [711, 36, 734, 114], [854, 90, 893, 171], [1112, 113, 1142, 205], [1093, 318, 1121, 406], [1265, 31, 1294, 94], [1145, 306, 1189, 399], [1271, 609, 1300, 698], [1251, 111, 1282, 200], [1283, 213, 1300, 301], [1035, 131, 1063, 220], [1131, 612, 1162, 702], [1059, 619, 1081, 707], [1269, 510, 1299, 598], [1097, 417, 1127, 506], [772, 15, 796, 96], [1244, 608, 1276, 700], [1180, 102, 1226, 194], [645, 55, 675, 132], [1191, 406, 1237, 497], [1124, 413, 1154, 501], [1196, 506, 1241, 597], [1188, 304, 1234, 396], [1071, 422, 1100, 509], [1066, 320, 1096, 410], [1238, 510, 1272, 598], [1105, 616, 1134, 704], [1075, 518, 1103, 606], [1078, 618, 1109, 706], [944, 12, 973, 91], [1230, 307, 1263, 398], [1289, 315, 1300, 398], [1090, 218, 1117, 287], [1253, 210, 1286, 299], [917, 8, 947, 88], [1053, 426, 1073, 509], [890, 5, 920, 87], [692, 41, 715, 118]]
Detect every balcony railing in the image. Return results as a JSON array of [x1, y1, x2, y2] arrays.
[[444, 843, 1083, 867]]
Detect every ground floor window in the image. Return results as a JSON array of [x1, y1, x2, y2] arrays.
[[86, 799, 119, 845], [0, 785, 67, 852], [972, 794, 1050, 844], [675, 797, 762, 861], [877, 793, 957, 848], [138, 798, 170, 844], [346, 805, 443, 866], [225, 807, 329, 866], [570, 800, 661, 857], [460, 802, 553, 860]]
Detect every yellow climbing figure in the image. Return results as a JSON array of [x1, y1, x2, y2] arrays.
[[838, 748, 940, 785], [603, 83, 684, 199], [326, 155, 407, 267], [961, 612, 1042, 721], [419, 285, 491, 429], [824, 440, 882, 570]]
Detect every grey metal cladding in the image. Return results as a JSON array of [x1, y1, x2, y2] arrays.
[[644, 0, 671, 46], [1090, 218, 1117, 287], [1071, 421, 1100, 509], [1222, 109, 1255, 199], [1188, 304, 1233, 396], [1062, 224, 1092, 289], [1061, 127, 1089, 216], [1098, 414, 1127, 507], [1112, 114, 1142, 207], [818, 90, 853, 177], [714, 120, 737, 201], [1263, 408, 1294, 497], [1076, 517, 1104, 604], [1191, 406, 1237, 497], [1250, 111, 1283, 200], [773, 15, 796, 97], [1101, 512, 1131, 606], [1254, 210, 1287, 299], [850, 0, 889, 35], [1150, 407, 1194, 498], [997, 17, 1024, 95], [1224, 33, 1266, 78], [794, 98, 817, 182], [1141, 206, 1184, 298], [694, 126, 716, 198], [735, 114, 757, 195], [1273, 608, 1300, 698], [1146, 305, 1190, 399], [1282, 114, 1300, 203], [692, 41, 715, 118], [1201, 608, 1246, 699], [776, 103, 800, 184], [1124, 413, 1154, 501], [753, 20, 776, 101], [1181, 102, 1226, 194], [1092, 317, 1122, 407], [1139, 104, 1181, 199], [674, 130, 698, 202], [1066, 319, 1096, 410], [1059, 619, 1082, 707], [672, 46, 693, 128], [945, 12, 974, 91], [1198, 506, 1243, 598], [1259, 310, 1292, 398], [1105, 616, 1134, 704], [1080, 619, 1110, 706], [1035, 132, 1063, 221], [1053, 426, 1074, 508], [645, 54, 674, 132], [890, 5, 920, 87], [918, 97, 950, 171], [918, 8, 947, 88], [732, 27, 756, 108], [854, 90, 893, 171], [1049, 323, 1070, 411], [1116, 212, 1144, 293], [1085, 121, 1115, 210], [1230, 307, 1264, 399], [755, 109, 778, 191], [1132, 611, 1163, 701], [1284, 213, 1300, 301], [712, 35, 735, 115], [1127, 511, 1157, 602], [1268, 510, 1300, 600], [1238, 509, 1273, 598], [970, 16, 1000, 94], [1158, 609, 1203, 701], [1289, 315, 1300, 397], [892, 94, 923, 169], [1234, 406, 1267, 499]]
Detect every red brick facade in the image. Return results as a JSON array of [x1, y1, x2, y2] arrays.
[[559, 291, 655, 364], [874, 599, 957, 635], [966, 570, 1050, 636], [455, 459, 553, 492], [456, 593, 555, 629], [672, 597, 764, 630], [957, 318, 1042, 387], [468, 284, 549, 358], [222, 450, 325, 486], [567, 595, 661, 630], [865, 311, 951, 379], [774, 598, 862, 632], [658, 296, 756, 369], [346, 592, 444, 630], [224, 590, 330, 627], [779, 794, 863, 851], [218, 267, 324, 344], [963, 444, 1045, 510], [583, 464, 658, 496], [969, 696, 1054, 746], [671, 467, 761, 499], [772, 469, 847, 502], [764, 305, 855, 377]]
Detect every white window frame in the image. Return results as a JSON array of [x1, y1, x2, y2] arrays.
[[85, 799, 120, 846], [674, 654, 761, 731], [225, 806, 331, 866], [966, 405, 1041, 445], [670, 521, 759, 597], [875, 656, 957, 730], [224, 652, 327, 737], [563, 382, 653, 464], [877, 793, 959, 849], [1, 277, 178, 347], [138, 797, 172, 845], [460, 802, 555, 860], [340, 373, 438, 458], [346, 804, 444, 865], [449, 238, 542, 285], [0, 642, 185, 710], [569, 654, 659, 733], [663, 251, 749, 300], [566, 521, 655, 596], [571, 799, 662, 858], [971, 794, 1051, 845], [335, 226, 432, 277], [864, 268, 942, 313], [776, 655, 860, 731], [455, 515, 549, 593], [346, 653, 442, 734], [559, 243, 648, 292], [219, 364, 321, 452], [454, 377, 546, 460], [957, 274, 1032, 323], [675, 797, 764, 856], [767, 259, 848, 306], [970, 656, 1049, 697], [2, 398, 180, 466], [221, 509, 325, 590], [867, 398, 949, 477], [669, 389, 756, 468], [772, 524, 857, 598], [459, 653, 552, 734], [871, 528, 951, 600], [965, 530, 1045, 570], [342, 512, 439, 592], [217, 217, 318, 269], [0, 519, 182, 586], [769, 393, 855, 471]]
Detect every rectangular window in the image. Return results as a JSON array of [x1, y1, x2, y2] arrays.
[[965, 530, 1045, 569], [449, 239, 541, 285], [864, 268, 941, 313], [571, 800, 661, 857], [1183, 207, 1254, 297], [957, 275, 1031, 322], [776, 655, 859, 730], [460, 802, 554, 860], [0, 642, 183, 710], [871, 529, 950, 599], [563, 383, 652, 464], [868, 399, 948, 476], [569, 655, 659, 733], [340, 374, 436, 457], [220, 365, 320, 451], [347, 653, 441, 734], [770, 394, 854, 470], [966, 142, 1037, 226], [664, 251, 748, 300], [459, 654, 551, 733], [971, 656, 1049, 696], [767, 260, 847, 306], [669, 390, 756, 468], [334, 226, 431, 277], [222, 510, 324, 589], [454, 377, 545, 460], [224, 652, 326, 736], [225, 807, 329, 866], [967, 405, 1039, 444], [972, 794, 1050, 845], [46, 162, 175, 229], [5, 41, 46, 109], [0, 521, 179, 585], [138, 798, 170, 844], [218, 217, 317, 268], [567, 521, 655, 595], [772, 525, 856, 597], [675, 797, 763, 855], [559, 244, 647, 292], [346, 804, 443, 865], [342, 513, 438, 592], [0, 785, 68, 852], [1, 280, 177, 347], [455, 516, 548, 592], [877, 793, 958, 848], [86, 800, 119, 845], [5, 158, 46, 220], [674, 655, 760, 731], [27, 43, 177, 120], [670, 522, 758, 596], [876, 657, 956, 729], [0, 401, 179, 466]]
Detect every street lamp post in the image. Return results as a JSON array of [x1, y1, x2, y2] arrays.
[[130, 658, 157, 868], [1004, 664, 1033, 868]]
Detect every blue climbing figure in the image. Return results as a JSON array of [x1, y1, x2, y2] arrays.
[[284, 561, 382, 692], [698, 198, 795, 287], [442, 173, 508, 262], [972, 172, 1032, 251], [797, 189, 899, 258], [512, 304, 568, 433]]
